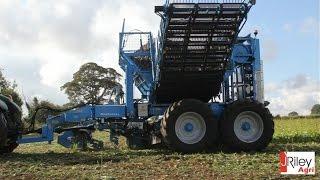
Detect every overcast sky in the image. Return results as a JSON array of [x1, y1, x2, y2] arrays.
[[0, 0, 319, 115]]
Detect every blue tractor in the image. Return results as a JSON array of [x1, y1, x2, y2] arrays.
[[0, 0, 273, 153]]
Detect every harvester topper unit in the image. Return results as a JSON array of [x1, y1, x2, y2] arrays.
[[0, 0, 274, 153]]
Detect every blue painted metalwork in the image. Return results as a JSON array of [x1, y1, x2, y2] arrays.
[[95, 105, 126, 118], [210, 103, 225, 120], [252, 38, 264, 103], [223, 35, 262, 103], [125, 64, 135, 117], [18, 123, 53, 144], [57, 131, 74, 148], [149, 104, 169, 116]]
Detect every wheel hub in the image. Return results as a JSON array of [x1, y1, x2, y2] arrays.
[[184, 123, 194, 132], [234, 111, 264, 143], [241, 122, 251, 131], [175, 112, 206, 145]]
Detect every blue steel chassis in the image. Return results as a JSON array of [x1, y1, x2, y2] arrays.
[[18, 34, 262, 148]]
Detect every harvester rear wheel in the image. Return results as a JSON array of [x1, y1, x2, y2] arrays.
[[161, 99, 218, 153], [221, 100, 274, 152]]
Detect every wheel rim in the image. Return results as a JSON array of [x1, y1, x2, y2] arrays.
[[175, 112, 206, 145], [234, 111, 264, 143]]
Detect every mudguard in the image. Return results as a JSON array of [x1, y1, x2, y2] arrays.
[[0, 94, 22, 116], [0, 95, 22, 131]]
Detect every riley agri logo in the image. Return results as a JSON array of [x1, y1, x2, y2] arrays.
[[279, 151, 316, 175]]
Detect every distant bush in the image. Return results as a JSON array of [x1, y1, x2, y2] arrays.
[[311, 104, 320, 115], [288, 111, 299, 117], [276, 115, 320, 120], [274, 114, 281, 119]]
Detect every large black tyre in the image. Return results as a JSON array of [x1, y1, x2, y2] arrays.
[[221, 100, 274, 152], [0, 112, 18, 154], [161, 99, 218, 153], [1, 142, 18, 154], [0, 112, 8, 149]]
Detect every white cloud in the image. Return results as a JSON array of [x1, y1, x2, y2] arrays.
[[54, 3, 71, 18], [265, 75, 320, 116], [0, 0, 161, 104], [282, 23, 293, 32], [239, 24, 278, 61], [300, 17, 319, 34], [282, 17, 319, 35], [261, 38, 278, 61]]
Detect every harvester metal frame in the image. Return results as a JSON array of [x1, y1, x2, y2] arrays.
[[1, 0, 273, 153]]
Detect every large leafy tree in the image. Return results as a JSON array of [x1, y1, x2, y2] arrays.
[[61, 62, 122, 104], [311, 104, 320, 115], [0, 70, 23, 108]]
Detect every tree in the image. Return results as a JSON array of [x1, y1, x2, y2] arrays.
[[61, 62, 122, 104], [288, 111, 299, 117], [311, 104, 320, 115], [0, 70, 10, 89], [25, 97, 62, 124], [0, 70, 23, 108], [274, 114, 281, 119]]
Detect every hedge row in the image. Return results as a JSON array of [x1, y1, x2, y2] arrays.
[[275, 115, 320, 120]]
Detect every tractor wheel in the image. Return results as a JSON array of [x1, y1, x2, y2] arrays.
[[221, 100, 274, 152], [161, 99, 218, 153], [0, 112, 19, 154], [1, 142, 19, 154], [0, 112, 8, 149]]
